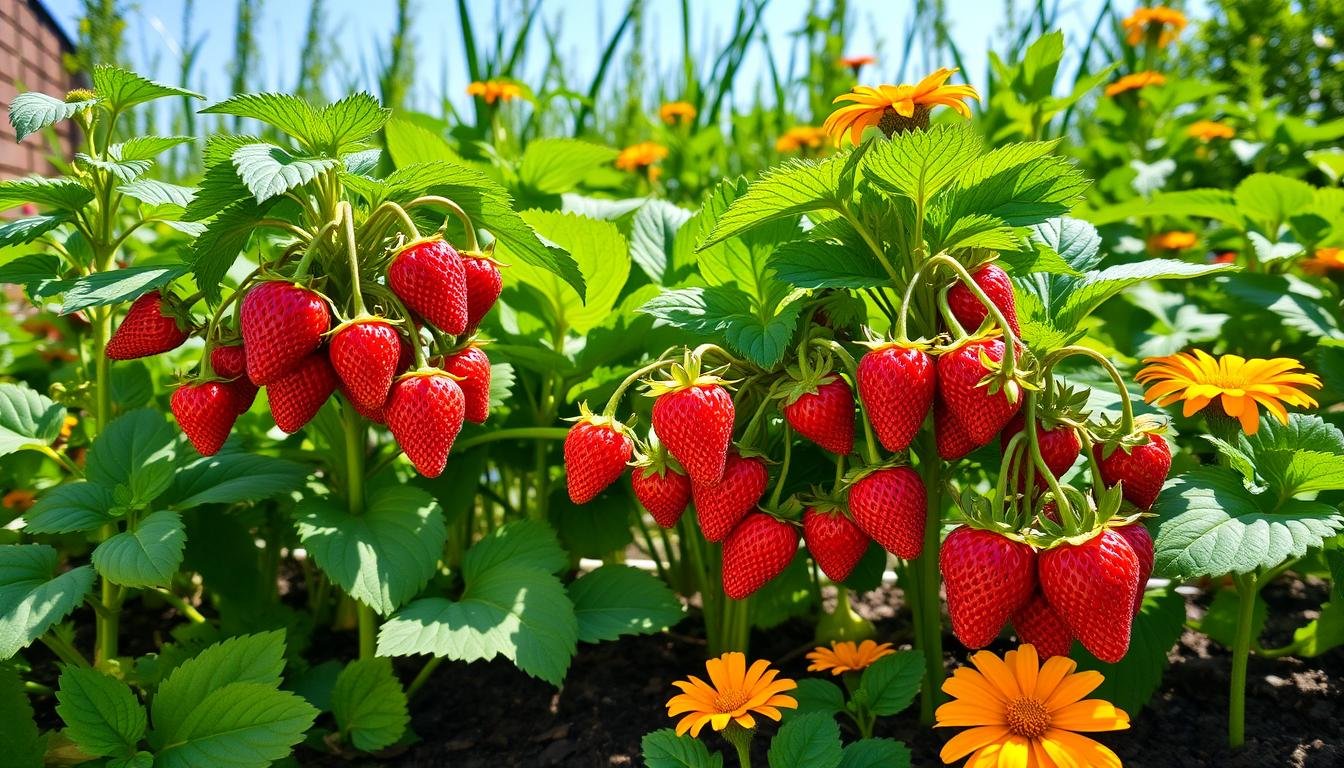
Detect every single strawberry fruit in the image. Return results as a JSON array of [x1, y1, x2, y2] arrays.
[[267, 353, 337, 434], [782, 376, 854, 455], [442, 346, 492, 424], [386, 369, 466, 478], [240, 281, 330, 385], [462, 252, 503, 333], [564, 407, 633, 504], [648, 358, 735, 485], [938, 337, 1022, 445], [171, 381, 237, 456], [722, 512, 799, 600], [940, 526, 1036, 648], [328, 317, 400, 412], [211, 343, 259, 415], [1012, 592, 1074, 659], [387, 237, 468, 336], [693, 452, 768, 542], [803, 505, 870, 582], [847, 466, 926, 559], [947, 263, 1021, 335], [106, 291, 190, 360], [1093, 432, 1171, 510], [857, 343, 936, 453], [1038, 528, 1141, 663], [934, 399, 978, 461], [341, 384, 387, 424], [632, 455, 692, 528], [1114, 523, 1154, 615], [1000, 413, 1082, 491]]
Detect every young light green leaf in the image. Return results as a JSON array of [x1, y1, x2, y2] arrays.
[[1052, 259, 1235, 332], [1070, 587, 1186, 714], [0, 544, 95, 659], [767, 712, 844, 768], [231, 143, 339, 203], [55, 667, 146, 758], [114, 136, 194, 161], [8, 91, 98, 141], [0, 214, 70, 248], [501, 210, 628, 335], [630, 199, 691, 282], [150, 631, 288, 744], [199, 92, 327, 149], [641, 729, 725, 768], [151, 683, 317, 768], [92, 510, 187, 587], [856, 650, 923, 716], [382, 118, 466, 167], [863, 122, 982, 206], [60, 265, 187, 314], [164, 451, 310, 508], [23, 482, 115, 534], [92, 65, 203, 110], [519, 137, 620, 195], [0, 177, 94, 211], [118, 179, 195, 208], [321, 92, 390, 154], [700, 154, 847, 248], [0, 382, 66, 457], [330, 658, 409, 752], [566, 565, 684, 643], [74, 153, 153, 183], [837, 739, 912, 768], [1235, 173, 1316, 231]]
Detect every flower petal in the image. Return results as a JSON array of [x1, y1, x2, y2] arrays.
[[940, 725, 1011, 763]]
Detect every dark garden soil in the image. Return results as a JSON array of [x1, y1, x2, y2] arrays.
[[291, 580, 1344, 768]]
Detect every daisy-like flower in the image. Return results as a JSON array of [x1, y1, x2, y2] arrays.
[[1302, 246, 1344, 275], [615, 141, 669, 182], [1122, 6, 1188, 46], [666, 652, 798, 738], [806, 640, 895, 676], [822, 68, 980, 145], [775, 125, 826, 153], [1104, 70, 1166, 97], [839, 54, 878, 71], [1148, 230, 1197, 251], [660, 101, 696, 125], [936, 645, 1130, 768], [1137, 350, 1323, 434], [1188, 120, 1235, 142], [466, 80, 522, 105]]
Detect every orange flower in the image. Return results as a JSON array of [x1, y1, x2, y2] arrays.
[[615, 141, 668, 178], [1148, 230, 1198, 251], [822, 68, 980, 145], [666, 652, 797, 737], [466, 80, 522, 104], [775, 125, 826, 153], [59, 414, 78, 440], [806, 640, 895, 675], [1188, 120, 1235, 142], [1138, 350, 1322, 434], [839, 54, 877, 70], [2, 489, 36, 512], [1210, 251, 1237, 264], [1122, 6, 1188, 46], [1302, 246, 1344, 275], [1104, 70, 1166, 97], [659, 101, 696, 125]]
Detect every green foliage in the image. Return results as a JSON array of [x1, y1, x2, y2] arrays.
[[331, 658, 409, 752], [641, 729, 725, 768], [92, 510, 188, 588], [0, 382, 67, 458], [0, 545, 95, 659], [56, 666, 147, 759], [567, 565, 685, 642]]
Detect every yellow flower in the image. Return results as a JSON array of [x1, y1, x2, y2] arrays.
[[1122, 6, 1188, 46], [466, 80, 522, 104], [59, 415, 78, 440], [1147, 230, 1198, 251], [806, 640, 895, 675], [775, 125, 826, 153], [660, 101, 697, 125], [1137, 350, 1323, 434], [1104, 70, 1166, 97], [666, 652, 798, 737], [615, 141, 668, 175], [1302, 246, 1344, 275], [2, 489, 36, 511], [1187, 120, 1235, 142], [936, 645, 1130, 768], [822, 68, 980, 146], [839, 54, 877, 70]]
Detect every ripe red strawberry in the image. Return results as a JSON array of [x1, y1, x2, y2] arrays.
[[947, 263, 1021, 335], [387, 237, 468, 336], [462, 253, 503, 333], [171, 381, 237, 456], [442, 346, 492, 424], [1093, 432, 1171, 510], [938, 337, 1021, 445], [341, 383, 387, 424], [1114, 523, 1154, 615], [803, 507, 870, 582], [1000, 413, 1082, 491], [564, 413, 633, 504], [210, 343, 258, 415], [240, 281, 330, 385], [857, 343, 935, 453], [782, 377, 854, 455], [386, 369, 466, 478], [328, 317, 400, 412], [267, 353, 337, 434], [693, 453, 767, 542], [652, 384, 734, 486], [847, 466, 926, 559], [722, 512, 799, 600], [106, 291, 190, 360], [1012, 592, 1074, 659], [633, 463, 692, 528], [934, 399, 978, 461], [1038, 528, 1141, 663], [940, 526, 1036, 648]]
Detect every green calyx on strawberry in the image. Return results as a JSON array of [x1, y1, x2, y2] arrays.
[[855, 333, 937, 454], [644, 351, 737, 487], [563, 402, 635, 505], [777, 353, 855, 456], [1089, 413, 1172, 511], [630, 438, 692, 528], [936, 330, 1037, 446]]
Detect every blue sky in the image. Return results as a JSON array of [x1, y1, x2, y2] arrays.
[[42, 0, 1193, 111]]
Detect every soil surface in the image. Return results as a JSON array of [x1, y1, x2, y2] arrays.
[[291, 581, 1344, 768]]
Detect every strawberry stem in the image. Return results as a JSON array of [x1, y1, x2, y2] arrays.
[[769, 424, 793, 509], [1026, 390, 1077, 535], [995, 432, 1027, 524], [337, 202, 367, 317], [936, 287, 968, 337], [1041, 346, 1137, 436], [818, 339, 879, 464], [1229, 570, 1259, 749], [604, 357, 677, 418], [407, 196, 480, 252], [926, 254, 1021, 377]]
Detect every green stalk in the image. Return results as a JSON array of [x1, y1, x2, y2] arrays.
[[343, 403, 376, 660], [913, 430, 944, 723], [1229, 571, 1259, 748]]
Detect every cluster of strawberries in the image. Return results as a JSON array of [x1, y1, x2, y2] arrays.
[[105, 236, 502, 478], [562, 262, 1172, 662]]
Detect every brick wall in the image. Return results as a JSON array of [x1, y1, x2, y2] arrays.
[[0, 0, 81, 180]]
